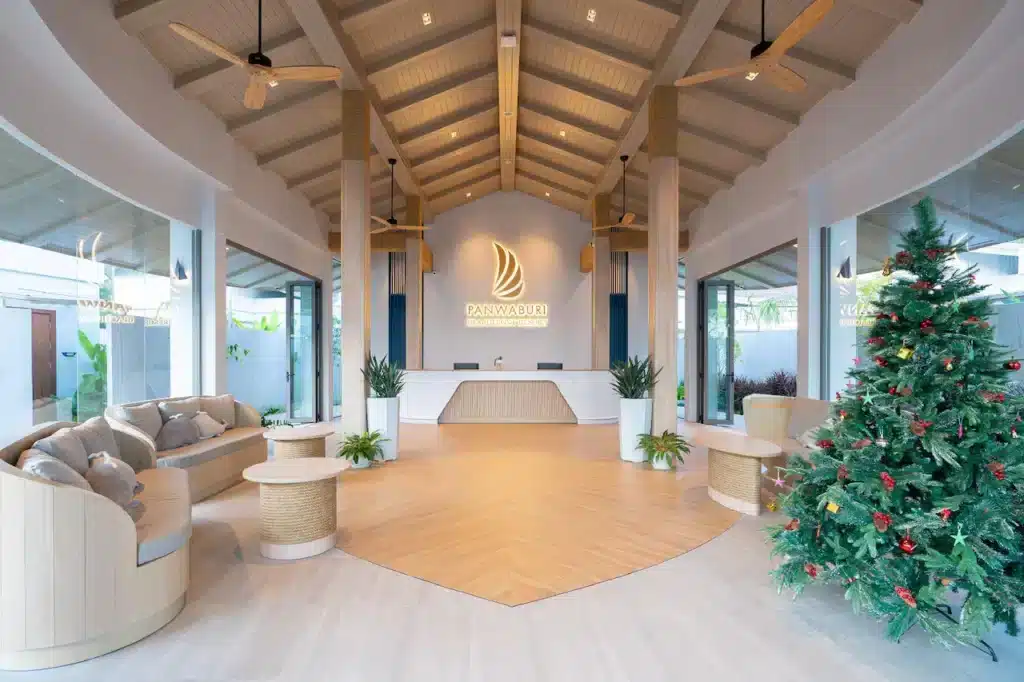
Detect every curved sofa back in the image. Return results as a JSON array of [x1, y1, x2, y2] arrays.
[[0, 421, 75, 467]]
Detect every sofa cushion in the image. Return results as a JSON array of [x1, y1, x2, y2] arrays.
[[786, 398, 831, 440], [117, 402, 164, 441], [155, 427, 264, 470], [158, 397, 201, 423], [155, 414, 201, 452], [85, 452, 138, 508], [17, 449, 92, 491], [193, 411, 227, 440], [71, 416, 120, 461], [33, 427, 90, 475], [135, 467, 191, 565], [200, 394, 236, 429]]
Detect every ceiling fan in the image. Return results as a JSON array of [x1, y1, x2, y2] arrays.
[[593, 156, 647, 233], [371, 159, 430, 236], [674, 0, 833, 93], [168, 0, 341, 110]]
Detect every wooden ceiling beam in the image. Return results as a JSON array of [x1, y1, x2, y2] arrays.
[[288, 164, 388, 192], [515, 150, 597, 186], [714, 22, 856, 89], [411, 129, 497, 169], [497, 0, 523, 189], [693, 83, 800, 126], [420, 152, 502, 188], [175, 29, 307, 98], [114, 0, 182, 36], [397, 100, 499, 145], [428, 170, 502, 202], [366, 15, 494, 77], [519, 63, 634, 112], [515, 169, 587, 201], [522, 17, 653, 75], [678, 121, 766, 163], [379, 63, 496, 117], [518, 100, 620, 143], [847, 0, 922, 23], [517, 130, 605, 167], [337, 0, 408, 26], [586, 0, 731, 211], [225, 84, 336, 133], [256, 124, 342, 166], [283, 0, 424, 210], [630, 0, 686, 17]]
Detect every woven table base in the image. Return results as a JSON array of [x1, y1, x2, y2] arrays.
[[274, 438, 326, 459], [708, 448, 762, 516], [258, 479, 337, 559]]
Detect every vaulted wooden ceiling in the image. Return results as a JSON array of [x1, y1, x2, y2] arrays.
[[114, 0, 922, 226]]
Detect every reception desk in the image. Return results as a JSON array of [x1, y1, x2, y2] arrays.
[[400, 370, 618, 424]]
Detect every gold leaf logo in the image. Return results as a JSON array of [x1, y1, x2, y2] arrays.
[[492, 241, 524, 301]]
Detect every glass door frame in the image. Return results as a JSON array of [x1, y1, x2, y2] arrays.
[[697, 278, 736, 425], [285, 279, 322, 423]]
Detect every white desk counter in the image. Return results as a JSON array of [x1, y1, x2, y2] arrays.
[[400, 370, 618, 424]]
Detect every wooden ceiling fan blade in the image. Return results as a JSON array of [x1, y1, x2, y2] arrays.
[[592, 224, 621, 232], [765, 0, 834, 59], [168, 23, 245, 67], [674, 62, 757, 88], [243, 77, 268, 109], [371, 215, 391, 227], [369, 226, 392, 235], [269, 65, 342, 82], [620, 212, 636, 227], [763, 62, 807, 93]]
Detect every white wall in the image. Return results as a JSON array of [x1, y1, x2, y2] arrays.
[[422, 192, 592, 371], [685, 0, 1024, 419], [0, 308, 33, 446]]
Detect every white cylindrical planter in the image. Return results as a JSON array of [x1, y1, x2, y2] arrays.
[[618, 398, 652, 463], [651, 457, 672, 471], [367, 396, 400, 461], [349, 457, 371, 469]]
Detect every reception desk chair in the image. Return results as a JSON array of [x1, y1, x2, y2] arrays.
[[537, 362, 563, 370]]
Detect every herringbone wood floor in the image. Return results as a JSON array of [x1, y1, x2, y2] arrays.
[[336, 424, 739, 605]]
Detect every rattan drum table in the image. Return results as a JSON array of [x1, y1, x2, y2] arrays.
[[243, 458, 350, 560], [264, 423, 335, 459], [687, 425, 782, 516]]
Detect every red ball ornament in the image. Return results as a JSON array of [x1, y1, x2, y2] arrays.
[[899, 533, 917, 554], [874, 356, 888, 368], [988, 461, 1006, 481], [920, 319, 934, 330], [816, 439, 835, 449], [890, 313, 899, 322], [895, 586, 917, 608], [888, 386, 897, 395], [981, 391, 1006, 403], [804, 563, 819, 579], [872, 512, 891, 532], [910, 280, 932, 291], [839, 409, 848, 421], [964, 316, 980, 325], [875, 313, 887, 320], [1006, 360, 1021, 371], [910, 419, 933, 437], [867, 336, 885, 346], [880, 472, 896, 492], [926, 248, 942, 260], [784, 518, 800, 532], [837, 464, 849, 480], [938, 508, 952, 522], [851, 439, 871, 450], [895, 251, 912, 265]]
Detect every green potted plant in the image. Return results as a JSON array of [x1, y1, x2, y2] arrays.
[[337, 430, 387, 469], [362, 355, 406, 461], [609, 356, 660, 463], [638, 430, 689, 471]]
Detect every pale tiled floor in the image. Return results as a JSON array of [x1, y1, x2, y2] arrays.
[[23, 426, 1024, 682]]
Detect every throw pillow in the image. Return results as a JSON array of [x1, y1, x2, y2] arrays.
[[193, 411, 227, 440], [155, 414, 201, 451], [117, 402, 163, 441], [85, 452, 137, 508], [33, 428, 89, 475], [17, 449, 91, 491], [158, 397, 201, 423], [200, 394, 236, 429], [71, 416, 120, 461]]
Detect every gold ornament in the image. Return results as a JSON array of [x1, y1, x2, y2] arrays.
[[897, 346, 914, 360], [826, 501, 841, 513], [766, 498, 778, 512], [945, 361, 954, 372], [882, 257, 893, 277]]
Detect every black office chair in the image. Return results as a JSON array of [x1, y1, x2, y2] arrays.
[[537, 362, 563, 370], [453, 362, 479, 370]]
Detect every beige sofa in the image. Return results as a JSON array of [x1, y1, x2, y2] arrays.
[[742, 394, 831, 495], [0, 422, 190, 670], [105, 396, 267, 503]]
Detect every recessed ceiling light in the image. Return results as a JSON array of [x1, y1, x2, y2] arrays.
[[466, 192, 472, 198], [745, 71, 759, 82], [545, 191, 551, 197], [268, 80, 279, 88], [559, 129, 566, 138], [450, 131, 457, 139], [422, 12, 432, 26], [586, 8, 597, 23]]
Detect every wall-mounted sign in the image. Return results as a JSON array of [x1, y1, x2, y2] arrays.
[[465, 242, 549, 328], [77, 298, 170, 326]]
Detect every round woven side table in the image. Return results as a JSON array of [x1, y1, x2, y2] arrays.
[[242, 458, 350, 560], [682, 424, 781, 516], [264, 423, 336, 459]]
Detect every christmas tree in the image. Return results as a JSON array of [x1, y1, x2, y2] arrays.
[[769, 197, 1024, 648]]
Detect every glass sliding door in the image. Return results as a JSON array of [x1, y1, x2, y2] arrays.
[[286, 281, 319, 422], [700, 280, 735, 424]]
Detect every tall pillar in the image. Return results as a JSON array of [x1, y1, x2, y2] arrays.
[[339, 90, 371, 435], [647, 85, 679, 433], [200, 192, 227, 396], [404, 195, 424, 370], [591, 194, 612, 369]]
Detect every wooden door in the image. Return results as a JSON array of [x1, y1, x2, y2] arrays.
[[31, 310, 57, 400]]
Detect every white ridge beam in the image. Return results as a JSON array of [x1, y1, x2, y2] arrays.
[[497, 0, 523, 189]]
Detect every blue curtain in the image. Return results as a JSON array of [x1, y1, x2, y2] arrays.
[[609, 293, 627, 366], [388, 294, 406, 369]]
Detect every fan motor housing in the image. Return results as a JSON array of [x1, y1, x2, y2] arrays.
[[750, 40, 773, 60], [248, 52, 273, 68]]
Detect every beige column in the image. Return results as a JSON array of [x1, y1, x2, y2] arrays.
[[404, 195, 424, 370], [339, 90, 371, 436], [591, 194, 612, 369], [647, 86, 679, 434]]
